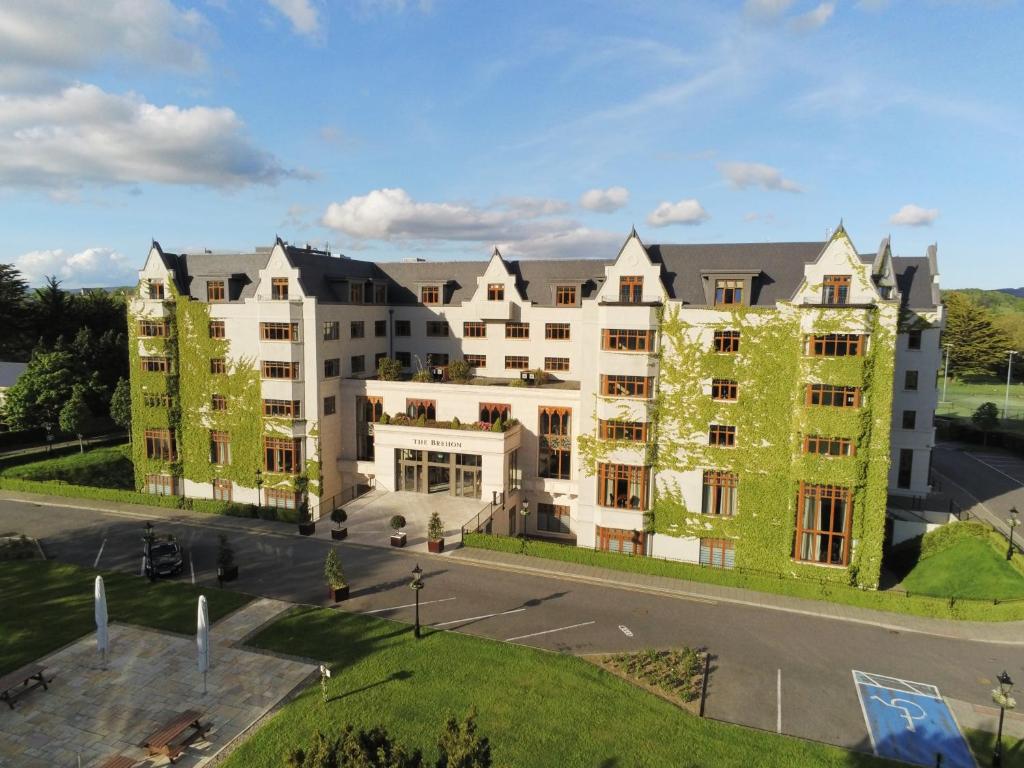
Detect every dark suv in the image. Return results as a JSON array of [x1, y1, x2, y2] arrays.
[[146, 537, 184, 578]]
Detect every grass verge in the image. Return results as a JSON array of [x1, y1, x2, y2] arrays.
[[0, 559, 252, 675], [223, 606, 898, 768], [966, 728, 1024, 768], [463, 533, 1022, 621], [901, 538, 1024, 600], [0, 444, 134, 489]]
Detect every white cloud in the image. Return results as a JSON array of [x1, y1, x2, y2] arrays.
[[744, 0, 795, 17], [889, 204, 939, 227], [646, 199, 710, 227], [498, 228, 623, 261], [579, 186, 630, 213], [12, 247, 135, 288], [0, 84, 296, 190], [719, 161, 803, 192], [0, 0, 208, 89], [792, 2, 835, 30], [266, 0, 321, 38]]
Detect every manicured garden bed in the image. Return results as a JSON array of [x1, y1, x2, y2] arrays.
[[602, 646, 705, 708], [0, 559, 252, 675], [222, 606, 899, 768]]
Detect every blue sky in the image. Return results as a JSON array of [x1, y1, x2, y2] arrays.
[[1, 0, 1021, 289]]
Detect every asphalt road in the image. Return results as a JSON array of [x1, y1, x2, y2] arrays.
[[932, 441, 1024, 531], [1, 495, 1018, 754]]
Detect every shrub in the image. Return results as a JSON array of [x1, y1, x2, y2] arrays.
[[451, 416, 461, 428], [416, 414, 427, 427], [530, 368, 550, 386], [377, 357, 403, 381], [412, 368, 433, 383], [390, 515, 407, 532], [447, 359, 471, 384], [324, 548, 345, 588], [437, 709, 492, 768], [217, 534, 235, 570], [428, 511, 445, 541], [379, 412, 391, 425], [331, 507, 348, 527], [508, 378, 525, 388], [490, 419, 503, 433]]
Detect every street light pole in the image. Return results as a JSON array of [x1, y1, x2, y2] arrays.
[[519, 499, 530, 552], [1005, 351, 1018, 420], [1007, 508, 1020, 561], [942, 344, 952, 406], [992, 670, 1015, 767], [410, 564, 424, 639], [255, 467, 263, 516]]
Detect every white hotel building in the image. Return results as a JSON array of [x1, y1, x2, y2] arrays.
[[131, 225, 942, 580]]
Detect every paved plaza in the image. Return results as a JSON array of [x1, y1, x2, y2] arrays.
[[0, 598, 316, 768]]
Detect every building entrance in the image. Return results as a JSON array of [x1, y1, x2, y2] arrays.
[[396, 449, 482, 498]]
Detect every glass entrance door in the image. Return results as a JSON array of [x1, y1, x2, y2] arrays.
[[395, 449, 482, 497], [455, 467, 480, 498]]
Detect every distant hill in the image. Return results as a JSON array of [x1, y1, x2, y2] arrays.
[[1001, 288, 1024, 299], [942, 288, 1024, 315]]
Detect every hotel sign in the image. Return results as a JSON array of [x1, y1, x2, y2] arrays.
[[412, 437, 464, 449]]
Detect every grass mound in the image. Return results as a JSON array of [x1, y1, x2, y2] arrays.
[[0, 444, 134, 489], [901, 537, 1024, 601]]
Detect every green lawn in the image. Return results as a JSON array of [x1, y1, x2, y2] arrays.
[[0, 444, 134, 489], [966, 728, 1024, 768], [0, 559, 252, 675], [937, 379, 1024, 427], [900, 537, 1024, 601], [223, 606, 899, 768]]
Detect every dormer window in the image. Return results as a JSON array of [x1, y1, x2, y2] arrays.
[[207, 280, 225, 302], [714, 279, 743, 306], [149, 280, 165, 300], [421, 285, 440, 305], [822, 275, 850, 305], [374, 284, 387, 304], [619, 276, 643, 303], [556, 285, 577, 306], [487, 283, 505, 301], [271, 278, 289, 300], [350, 283, 363, 304]]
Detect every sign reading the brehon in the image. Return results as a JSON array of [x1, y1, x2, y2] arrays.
[[412, 438, 464, 449]]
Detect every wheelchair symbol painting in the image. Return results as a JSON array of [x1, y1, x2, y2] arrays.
[[853, 671, 976, 768], [869, 695, 927, 733]]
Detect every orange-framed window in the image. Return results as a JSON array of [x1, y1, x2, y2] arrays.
[[464, 354, 486, 368], [140, 356, 170, 373], [262, 399, 300, 417], [803, 435, 855, 457], [619, 275, 643, 303], [597, 463, 650, 510], [702, 470, 737, 516], [708, 424, 736, 447], [806, 384, 861, 408], [505, 322, 530, 339], [505, 355, 529, 370], [487, 283, 505, 300], [699, 538, 735, 568], [822, 275, 851, 305], [148, 280, 165, 300], [711, 379, 738, 401], [261, 361, 299, 379], [210, 431, 231, 466], [539, 406, 572, 480], [463, 322, 486, 338], [271, 278, 289, 300], [545, 323, 570, 340], [264, 437, 301, 473], [544, 357, 569, 372], [421, 285, 440, 304], [602, 328, 654, 352], [137, 319, 168, 337], [406, 398, 436, 419], [260, 322, 298, 341], [208, 320, 225, 339], [599, 420, 648, 441], [795, 482, 852, 566], [426, 321, 449, 337], [211, 394, 227, 412], [143, 394, 171, 408], [145, 473, 175, 495], [143, 429, 175, 461], [556, 285, 577, 306], [714, 279, 744, 306], [537, 503, 571, 534], [210, 358, 226, 374], [479, 402, 511, 424], [207, 280, 225, 302], [601, 375, 652, 398], [807, 333, 864, 357], [713, 330, 740, 353], [212, 479, 232, 501], [597, 526, 645, 555], [265, 488, 300, 509]]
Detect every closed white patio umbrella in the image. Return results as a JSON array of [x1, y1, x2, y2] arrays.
[[197, 595, 210, 694], [94, 576, 108, 669]]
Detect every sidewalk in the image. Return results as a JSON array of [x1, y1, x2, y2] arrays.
[[447, 546, 1024, 645]]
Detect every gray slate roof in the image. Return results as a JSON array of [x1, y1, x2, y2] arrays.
[[0, 361, 27, 389], [892, 257, 937, 310]]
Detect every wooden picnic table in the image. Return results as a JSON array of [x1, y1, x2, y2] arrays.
[[98, 756, 138, 768], [0, 664, 50, 710], [142, 709, 207, 764]]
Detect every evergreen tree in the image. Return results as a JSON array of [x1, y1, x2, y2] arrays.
[[110, 377, 132, 436], [59, 384, 92, 452], [436, 710, 491, 768], [29, 276, 73, 347], [0, 264, 29, 361], [972, 401, 1000, 445], [941, 293, 1011, 379]]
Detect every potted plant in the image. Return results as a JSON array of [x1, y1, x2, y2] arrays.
[[324, 548, 348, 602], [390, 515, 407, 548], [427, 511, 445, 553], [217, 534, 238, 583], [331, 506, 348, 540]]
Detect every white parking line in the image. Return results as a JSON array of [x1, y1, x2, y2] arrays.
[[776, 669, 782, 734], [966, 453, 1024, 485], [189, 554, 195, 585], [93, 537, 106, 568], [432, 608, 525, 628], [362, 597, 457, 614], [618, 625, 634, 637], [505, 621, 595, 643]]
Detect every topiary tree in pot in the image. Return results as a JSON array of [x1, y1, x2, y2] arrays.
[[427, 511, 445, 553], [390, 514, 407, 548], [324, 548, 348, 601], [331, 506, 348, 540], [217, 533, 238, 583]]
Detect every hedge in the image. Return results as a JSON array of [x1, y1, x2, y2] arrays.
[[462, 533, 1024, 621]]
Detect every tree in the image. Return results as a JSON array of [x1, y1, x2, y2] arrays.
[[447, 359, 471, 384], [287, 726, 423, 768], [110, 377, 132, 436], [2, 344, 80, 433], [972, 401, 1000, 445], [436, 710, 491, 768], [29, 276, 73, 347], [59, 384, 92, 452], [324, 548, 346, 588], [942, 293, 1012, 379], [377, 357, 402, 381], [0, 264, 29, 361]]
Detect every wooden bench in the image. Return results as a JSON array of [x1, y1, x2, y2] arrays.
[[142, 709, 207, 764], [98, 756, 138, 768], [0, 664, 50, 710]]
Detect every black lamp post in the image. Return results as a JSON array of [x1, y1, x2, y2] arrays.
[[1007, 508, 1020, 561], [142, 521, 155, 582], [255, 467, 263, 515], [410, 563, 424, 639], [519, 499, 530, 551], [993, 670, 1015, 767]]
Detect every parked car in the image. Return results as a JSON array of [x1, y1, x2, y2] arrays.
[[146, 536, 184, 578]]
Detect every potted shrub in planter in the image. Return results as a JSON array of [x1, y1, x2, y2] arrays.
[[390, 515, 407, 548], [324, 548, 348, 602], [330, 507, 348, 540], [427, 511, 445, 553], [297, 499, 316, 536], [217, 534, 238, 583]]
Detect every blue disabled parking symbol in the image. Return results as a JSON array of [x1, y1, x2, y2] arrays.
[[853, 670, 976, 767]]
